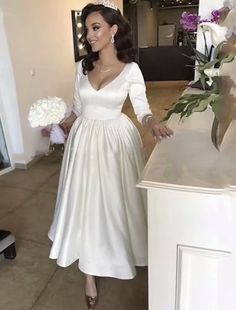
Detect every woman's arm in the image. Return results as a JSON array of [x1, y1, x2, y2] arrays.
[[127, 63, 173, 139]]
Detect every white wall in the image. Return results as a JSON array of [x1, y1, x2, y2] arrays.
[[0, 0, 122, 165]]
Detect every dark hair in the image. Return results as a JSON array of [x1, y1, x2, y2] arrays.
[[79, 3, 136, 74]]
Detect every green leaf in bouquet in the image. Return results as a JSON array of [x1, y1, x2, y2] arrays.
[[211, 78, 220, 93], [209, 94, 221, 120], [202, 59, 220, 70], [185, 100, 202, 117], [162, 92, 221, 122], [193, 48, 209, 63], [200, 74, 208, 90], [162, 101, 189, 121], [182, 53, 197, 61], [219, 53, 235, 65], [185, 64, 196, 68], [192, 97, 211, 113], [179, 100, 198, 119], [213, 42, 225, 58]]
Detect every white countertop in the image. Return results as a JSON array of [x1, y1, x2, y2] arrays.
[[138, 106, 236, 193]]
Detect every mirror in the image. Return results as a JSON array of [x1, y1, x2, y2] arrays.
[[71, 10, 87, 62]]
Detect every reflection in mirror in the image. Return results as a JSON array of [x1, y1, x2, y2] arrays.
[[71, 10, 87, 62], [0, 119, 11, 171]]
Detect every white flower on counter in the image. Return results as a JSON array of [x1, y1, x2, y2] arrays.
[[204, 68, 220, 86], [199, 22, 228, 47], [28, 97, 67, 128]]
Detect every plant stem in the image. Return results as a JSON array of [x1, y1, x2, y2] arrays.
[[184, 31, 201, 64], [203, 32, 210, 60]]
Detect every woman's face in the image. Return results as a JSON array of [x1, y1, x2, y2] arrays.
[[85, 11, 117, 52]]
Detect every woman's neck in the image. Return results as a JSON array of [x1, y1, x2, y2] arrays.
[[98, 45, 119, 66]]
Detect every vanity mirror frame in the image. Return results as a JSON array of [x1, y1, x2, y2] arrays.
[[71, 10, 87, 62]]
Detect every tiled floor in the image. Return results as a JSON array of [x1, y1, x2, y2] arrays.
[[0, 81, 187, 310]]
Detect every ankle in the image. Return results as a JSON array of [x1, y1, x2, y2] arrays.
[[86, 274, 96, 283], [85, 274, 97, 297]]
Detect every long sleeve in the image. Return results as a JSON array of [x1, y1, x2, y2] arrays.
[[72, 61, 83, 116], [126, 62, 152, 123]]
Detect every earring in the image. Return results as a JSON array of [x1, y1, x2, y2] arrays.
[[111, 34, 115, 44]]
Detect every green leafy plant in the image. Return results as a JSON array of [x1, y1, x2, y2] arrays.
[[163, 47, 234, 123], [163, 5, 236, 150]]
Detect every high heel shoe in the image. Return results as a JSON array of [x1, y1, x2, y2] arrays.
[[85, 295, 98, 310], [85, 277, 99, 310]]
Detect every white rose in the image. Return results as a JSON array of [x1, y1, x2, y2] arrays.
[[28, 97, 67, 128]]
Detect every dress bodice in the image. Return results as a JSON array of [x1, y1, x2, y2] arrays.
[[72, 61, 152, 122]]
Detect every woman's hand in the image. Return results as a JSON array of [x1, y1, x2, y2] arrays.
[[59, 112, 77, 135], [143, 114, 173, 140]]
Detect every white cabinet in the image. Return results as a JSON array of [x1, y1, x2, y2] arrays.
[[138, 109, 236, 309], [146, 188, 236, 310]]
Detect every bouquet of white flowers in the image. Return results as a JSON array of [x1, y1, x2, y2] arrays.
[[28, 96, 67, 127], [28, 96, 67, 146]]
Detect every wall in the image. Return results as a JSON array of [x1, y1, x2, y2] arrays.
[[0, 0, 122, 165], [137, 1, 158, 47], [137, 3, 198, 48]]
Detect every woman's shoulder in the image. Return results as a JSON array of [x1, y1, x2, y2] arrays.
[[126, 61, 143, 73], [125, 61, 144, 82], [126, 61, 139, 69]]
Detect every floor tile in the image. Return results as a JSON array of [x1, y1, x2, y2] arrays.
[[96, 267, 148, 310], [31, 263, 87, 310], [0, 191, 56, 246], [0, 186, 34, 218], [0, 162, 60, 191], [32, 263, 147, 310], [0, 239, 56, 310], [39, 170, 60, 194]]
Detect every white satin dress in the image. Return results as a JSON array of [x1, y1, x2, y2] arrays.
[[48, 61, 152, 279]]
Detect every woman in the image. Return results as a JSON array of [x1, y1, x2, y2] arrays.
[[48, 1, 173, 309]]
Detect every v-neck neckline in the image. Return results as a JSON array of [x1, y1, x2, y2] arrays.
[[87, 63, 128, 92]]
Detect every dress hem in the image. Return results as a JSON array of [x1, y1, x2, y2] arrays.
[[48, 243, 147, 280]]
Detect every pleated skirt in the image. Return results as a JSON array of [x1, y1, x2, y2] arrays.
[[48, 113, 147, 279]]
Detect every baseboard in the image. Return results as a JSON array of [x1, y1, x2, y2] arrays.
[[14, 154, 43, 170]]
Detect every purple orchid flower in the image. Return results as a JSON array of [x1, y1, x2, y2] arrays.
[[180, 12, 200, 32], [180, 9, 222, 64], [211, 10, 221, 23], [180, 10, 221, 32]]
